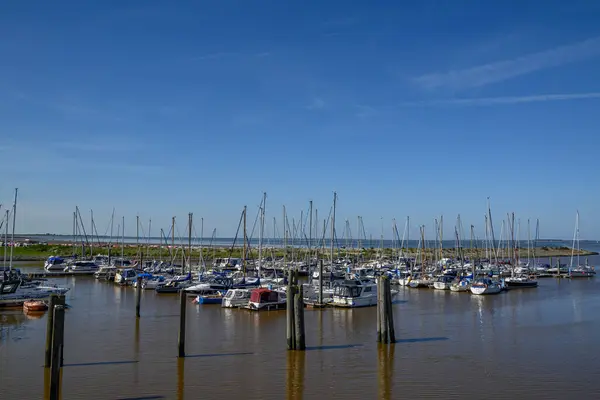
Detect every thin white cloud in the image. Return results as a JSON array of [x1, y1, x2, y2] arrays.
[[400, 92, 600, 107], [414, 36, 600, 90], [193, 51, 271, 61], [193, 52, 237, 61], [355, 104, 377, 118], [306, 98, 326, 110]]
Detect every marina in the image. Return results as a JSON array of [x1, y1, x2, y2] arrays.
[[1, 195, 599, 399], [1, 256, 600, 399]]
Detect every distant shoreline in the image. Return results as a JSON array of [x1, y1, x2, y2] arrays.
[[4, 242, 598, 262]]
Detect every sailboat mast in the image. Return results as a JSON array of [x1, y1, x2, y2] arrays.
[[440, 215, 444, 264], [159, 228, 164, 262], [330, 192, 336, 268], [8, 188, 17, 269], [108, 208, 114, 264], [576, 211, 580, 268], [121, 216, 125, 260], [90, 210, 94, 258], [171, 217, 175, 266], [188, 213, 193, 273], [487, 197, 497, 263], [72, 210, 76, 256], [283, 206, 287, 268], [147, 219, 151, 260], [3, 210, 9, 269], [259, 193, 266, 275], [199, 217, 204, 268], [136, 215, 140, 260], [406, 216, 410, 260], [527, 219, 531, 265], [242, 206, 247, 277]]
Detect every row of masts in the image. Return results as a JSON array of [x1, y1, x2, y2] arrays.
[[4, 188, 557, 273]]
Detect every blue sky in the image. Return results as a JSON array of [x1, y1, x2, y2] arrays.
[[1, 0, 600, 239]]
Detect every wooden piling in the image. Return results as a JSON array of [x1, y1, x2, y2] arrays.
[[380, 277, 389, 343], [318, 260, 323, 305], [286, 269, 296, 350], [384, 278, 395, 343], [294, 290, 306, 350], [376, 277, 382, 342], [135, 276, 142, 318], [178, 291, 187, 357], [44, 294, 58, 368], [49, 305, 65, 400]]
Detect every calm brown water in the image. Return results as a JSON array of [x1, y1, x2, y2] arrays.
[[2, 259, 600, 399]]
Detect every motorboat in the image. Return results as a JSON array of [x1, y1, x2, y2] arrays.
[[1, 279, 70, 308], [245, 288, 286, 311], [221, 288, 251, 308], [331, 279, 378, 308], [155, 279, 191, 294], [44, 256, 68, 272], [504, 276, 538, 288], [450, 278, 470, 292], [94, 265, 117, 281], [185, 276, 232, 295], [470, 278, 502, 295], [63, 260, 98, 274], [115, 269, 139, 285], [141, 275, 166, 290], [192, 288, 225, 304]]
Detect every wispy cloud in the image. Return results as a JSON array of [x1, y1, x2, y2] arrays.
[[400, 92, 600, 107], [193, 52, 237, 61], [193, 51, 271, 61], [414, 36, 600, 90], [306, 98, 326, 110], [355, 105, 378, 118], [52, 140, 140, 152], [322, 17, 358, 28]]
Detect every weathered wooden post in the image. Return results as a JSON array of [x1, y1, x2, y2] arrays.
[[382, 276, 390, 343], [294, 289, 306, 350], [376, 276, 382, 342], [384, 277, 395, 343], [44, 294, 58, 368], [178, 291, 186, 357], [318, 260, 324, 306], [49, 305, 65, 400], [286, 269, 296, 350], [135, 276, 142, 318]]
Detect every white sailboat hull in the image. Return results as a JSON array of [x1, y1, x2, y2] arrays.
[[433, 281, 450, 290], [470, 284, 501, 295]]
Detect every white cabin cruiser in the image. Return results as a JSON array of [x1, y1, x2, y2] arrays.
[[331, 279, 378, 308]]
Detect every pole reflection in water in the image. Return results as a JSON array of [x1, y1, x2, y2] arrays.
[[286, 351, 305, 400], [43, 367, 50, 400], [177, 357, 185, 400], [378, 344, 395, 400], [134, 318, 140, 384]]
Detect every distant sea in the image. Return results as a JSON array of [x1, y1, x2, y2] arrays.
[[17, 234, 593, 249]]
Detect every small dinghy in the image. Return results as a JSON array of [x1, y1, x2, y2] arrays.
[[23, 300, 48, 312]]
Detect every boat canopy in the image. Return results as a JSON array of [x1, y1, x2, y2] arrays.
[[250, 288, 279, 303]]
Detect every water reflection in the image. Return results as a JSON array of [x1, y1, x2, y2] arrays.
[[0, 311, 27, 345], [286, 351, 305, 400], [378, 344, 395, 400], [177, 357, 185, 400]]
